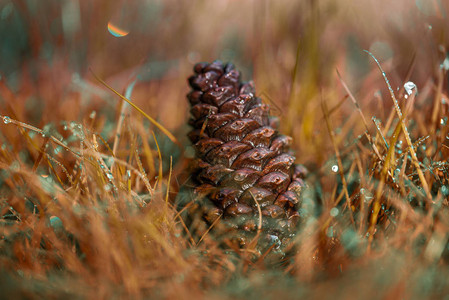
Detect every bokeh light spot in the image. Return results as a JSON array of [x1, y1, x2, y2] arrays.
[[108, 22, 129, 37]]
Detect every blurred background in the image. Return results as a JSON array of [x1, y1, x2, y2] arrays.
[[1, 1, 449, 298], [0, 0, 448, 166]]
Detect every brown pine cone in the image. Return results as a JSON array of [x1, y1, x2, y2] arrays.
[[180, 60, 307, 256]]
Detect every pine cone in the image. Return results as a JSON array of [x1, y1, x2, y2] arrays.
[[180, 60, 307, 255]]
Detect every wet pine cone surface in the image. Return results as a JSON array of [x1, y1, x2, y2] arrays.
[[179, 60, 307, 257]]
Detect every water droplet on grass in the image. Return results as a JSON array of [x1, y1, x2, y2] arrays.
[[404, 81, 417, 99], [10, 161, 20, 170], [441, 57, 449, 71], [50, 216, 63, 229], [330, 207, 339, 217], [331, 165, 339, 173], [69, 121, 85, 139], [188, 51, 200, 64], [3, 116, 11, 124], [39, 175, 56, 194], [441, 185, 449, 196], [361, 188, 374, 203]]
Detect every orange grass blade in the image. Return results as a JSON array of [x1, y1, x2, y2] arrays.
[[321, 97, 355, 226], [134, 146, 154, 196], [151, 131, 163, 189], [0, 115, 81, 158], [90, 69, 178, 145], [336, 69, 383, 161], [197, 213, 222, 246], [364, 50, 431, 200], [164, 156, 173, 219], [247, 190, 263, 250]]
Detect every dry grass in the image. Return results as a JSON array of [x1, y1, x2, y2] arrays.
[[1, 0, 449, 298]]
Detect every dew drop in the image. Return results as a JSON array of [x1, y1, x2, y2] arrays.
[[330, 207, 339, 217], [404, 81, 417, 97], [394, 168, 401, 177], [10, 161, 20, 170], [440, 117, 447, 125], [267, 234, 281, 249], [3, 116, 11, 124], [361, 188, 374, 203], [89, 111, 96, 119], [69, 121, 85, 139], [326, 226, 334, 237], [441, 185, 449, 196], [187, 51, 200, 64], [50, 216, 63, 229], [441, 57, 449, 71], [331, 165, 339, 173]]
